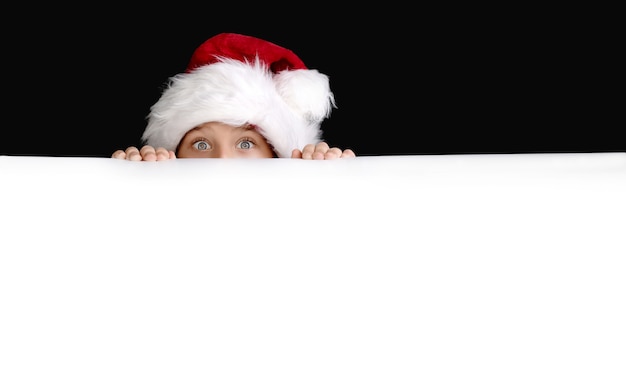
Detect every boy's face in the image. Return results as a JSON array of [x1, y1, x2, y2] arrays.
[[177, 122, 275, 158]]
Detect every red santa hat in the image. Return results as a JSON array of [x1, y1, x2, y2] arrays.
[[142, 33, 336, 158]]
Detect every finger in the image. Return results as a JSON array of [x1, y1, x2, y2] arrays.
[[323, 147, 344, 160], [300, 144, 316, 160], [291, 149, 303, 159], [311, 142, 330, 160], [313, 142, 330, 154], [111, 150, 126, 159], [139, 146, 157, 161], [341, 149, 356, 158], [154, 147, 173, 161], [124, 146, 142, 161]]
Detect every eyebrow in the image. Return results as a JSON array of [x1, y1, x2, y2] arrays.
[[188, 125, 209, 133]]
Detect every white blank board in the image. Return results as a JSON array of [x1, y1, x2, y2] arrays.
[[1, 153, 625, 365]]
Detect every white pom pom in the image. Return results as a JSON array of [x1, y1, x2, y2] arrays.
[[274, 69, 336, 125]]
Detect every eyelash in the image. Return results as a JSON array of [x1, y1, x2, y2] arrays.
[[191, 137, 255, 148], [238, 138, 257, 149], [191, 137, 207, 143], [191, 138, 210, 148]]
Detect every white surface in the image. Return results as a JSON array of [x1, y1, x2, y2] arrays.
[[1, 153, 625, 365]]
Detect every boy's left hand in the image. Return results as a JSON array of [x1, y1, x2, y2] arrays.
[[291, 142, 356, 160]]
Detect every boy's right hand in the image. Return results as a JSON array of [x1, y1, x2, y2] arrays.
[[111, 146, 176, 161]]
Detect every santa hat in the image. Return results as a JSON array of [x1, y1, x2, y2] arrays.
[[142, 33, 336, 158]]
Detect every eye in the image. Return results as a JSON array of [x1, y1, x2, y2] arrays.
[[237, 139, 255, 150], [192, 140, 211, 151]]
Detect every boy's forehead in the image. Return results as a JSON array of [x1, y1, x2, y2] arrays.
[[190, 122, 254, 133]]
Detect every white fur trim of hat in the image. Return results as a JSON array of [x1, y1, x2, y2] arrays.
[[142, 33, 336, 158]]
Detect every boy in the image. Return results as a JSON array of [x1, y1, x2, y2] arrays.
[[112, 33, 355, 161]]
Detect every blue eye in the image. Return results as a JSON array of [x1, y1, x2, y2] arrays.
[[237, 139, 255, 150], [193, 141, 210, 150]]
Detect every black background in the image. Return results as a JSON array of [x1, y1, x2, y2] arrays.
[[1, 6, 623, 157]]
